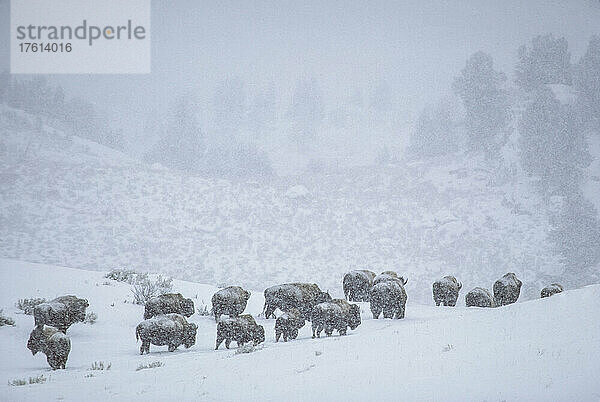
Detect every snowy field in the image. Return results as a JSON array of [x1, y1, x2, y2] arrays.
[[1, 258, 599, 401]]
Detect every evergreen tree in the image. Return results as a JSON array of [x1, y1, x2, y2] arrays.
[[519, 87, 590, 194], [574, 35, 600, 132], [515, 34, 572, 92], [453, 51, 511, 159]]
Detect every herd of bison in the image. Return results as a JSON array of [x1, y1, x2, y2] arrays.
[[24, 271, 564, 370]]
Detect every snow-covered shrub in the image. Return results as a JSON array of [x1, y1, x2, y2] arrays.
[[136, 361, 163, 371], [234, 341, 263, 355], [89, 361, 111, 371], [105, 268, 140, 284], [0, 310, 15, 326], [15, 297, 46, 315], [131, 275, 173, 305], [8, 375, 46, 386], [84, 312, 97, 325]]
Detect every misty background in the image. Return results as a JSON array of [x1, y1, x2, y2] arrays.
[[1, 0, 600, 301]]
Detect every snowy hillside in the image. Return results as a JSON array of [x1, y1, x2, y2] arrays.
[[1, 259, 599, 401], [0, 106, 568, 303]]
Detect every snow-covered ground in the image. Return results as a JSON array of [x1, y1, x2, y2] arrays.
[[1, 258, 599, 401]]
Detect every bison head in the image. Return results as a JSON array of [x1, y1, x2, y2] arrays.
[[183, 323, 198, 348], [182, 298, 195, 317], [348, 304, 361, 330], [27, 326, 45, 355], [316, 291, 332, 304], [243, 290, 251, 301]]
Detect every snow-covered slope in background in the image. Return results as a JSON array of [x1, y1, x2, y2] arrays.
[[1, 259, 599, 401], [0, 106, 567, 303]]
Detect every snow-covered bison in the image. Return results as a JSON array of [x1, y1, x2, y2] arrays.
[[343, 270, 376, 302], [373, 271, 408, 287], [311, 299, 361, 338], [27, 325, 71, 369], [33, 295, 89, 333], [143, 293, 195, 320], [370, 280, 407, 319], [493, 273, 522, 306], [275, 308, 305, 342], [541, 283, 564, 298], [432, 276, 462, 306], [465, 287, 496, 308], [263, 283, 331, 321], [136, 313, 198, 354], [215, 314, 265, 349], [211, 286, 250, 321]]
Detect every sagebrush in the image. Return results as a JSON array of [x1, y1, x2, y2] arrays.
[[15, 298, 46, 315]]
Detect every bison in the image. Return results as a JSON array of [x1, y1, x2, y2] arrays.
[[465, 287, 496, 308], [275, 308, 305, 342], [216, 314, 265, 349], [370, 280, 407, 319], [432, 276, 462, 306], [493, 273, 522, 306], [136, 313, 198, 354], [33, 295, 89, 333], [343, 270, 376, 302], [263, 283, 331, 321], [541, 283, 564, 298], [211, 286, 251, 321], [27, 325, 71, 369], [373, 272, 408, 287], [144, 293, 195, 320], [311, 299, 361, 338]]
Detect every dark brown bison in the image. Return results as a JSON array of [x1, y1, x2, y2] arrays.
[[432, 276, 462, 306], [493, 273, 522, 306], [263, 283, 331, 321], [370, 280, 407, 319], [373, 272, 408, 287], [143, 293, 195, 320], [465, 287, 497, 308], [343, 270, 376, 302], [541, 283, 564, 298], [311, 299, 361, 338], [211, 286, 251, 321], [33, 295, 89, 333], [216, 314, 265, 349], [27, 325, 71, 369], [136, 313, 198, 354], [275, 308, 305, 342]]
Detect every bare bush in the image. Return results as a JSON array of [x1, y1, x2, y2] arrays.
[[8, 375, 46, 386], [136, 361, 163, 371], [89, 361, 111, 371], [15, 298, 46, 315], [131, 275, 173, 305]]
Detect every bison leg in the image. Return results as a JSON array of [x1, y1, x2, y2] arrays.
[[168, 343, 177, 352], [290, 328, 298, 340], [265, 304, 276, 319], [225, 339, 231, 349], [371, 306, 381, 319], [215, 336, 224, 350], [140, 341, 149, 355], [397, 306, 405, 319], [275, 329, 281, 342]]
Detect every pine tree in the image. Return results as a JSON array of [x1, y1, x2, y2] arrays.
[[519, 87, 590, 194], [453, 51, 511, 159], [515, 34, 572, 92]]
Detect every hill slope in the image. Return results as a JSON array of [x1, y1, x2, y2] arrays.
[[0, 106, 569, 303], [0, 259, 599, 401]]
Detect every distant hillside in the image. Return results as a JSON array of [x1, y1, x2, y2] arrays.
[[0, 105, 581, 303]]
